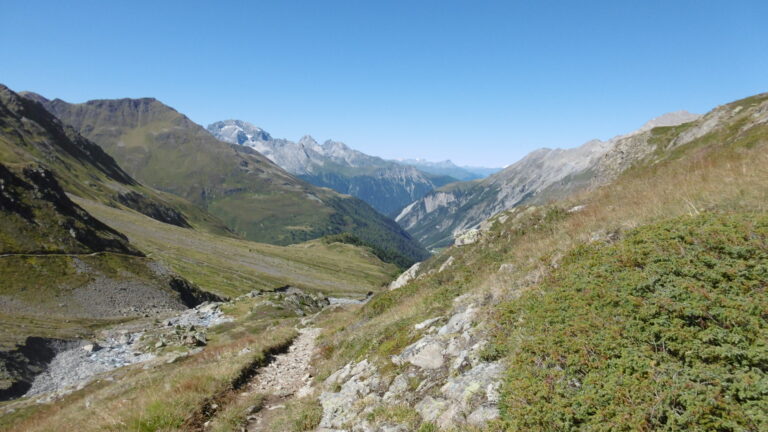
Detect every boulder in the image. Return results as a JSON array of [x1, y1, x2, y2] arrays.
[[82, 343, 100, 353], [388, 262, 421, 290], [454, 229, 480, 246], [393, 337, 445, 369]]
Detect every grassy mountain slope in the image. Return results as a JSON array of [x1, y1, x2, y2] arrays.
[[39, 97, 428, 265], [75, 196, 399, 298], [497, 213, 768, 430], [306, 92, 768, 430], [0, 85, 221, 356]]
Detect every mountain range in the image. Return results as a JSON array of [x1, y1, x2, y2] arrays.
[[395, 110, 701, 249], [208, 120, 459, 217], [393, 158, 501, 181], [27, 95, 428, 265]]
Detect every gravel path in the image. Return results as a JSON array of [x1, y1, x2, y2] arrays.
[[245, 327, 321, 431]]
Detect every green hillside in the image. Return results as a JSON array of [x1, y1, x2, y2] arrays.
[[497, 213, 768, 431], [0, 86, 223, 359]]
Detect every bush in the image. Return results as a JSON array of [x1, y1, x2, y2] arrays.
[[497, 213, 768, 431]]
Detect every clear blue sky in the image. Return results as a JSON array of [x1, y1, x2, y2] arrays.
[[1, 1, 766, 166]]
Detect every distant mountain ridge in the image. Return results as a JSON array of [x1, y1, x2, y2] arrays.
[[208, 120, 457, 216], [396, 110, 701, 249], [394, 158, 501, 181]]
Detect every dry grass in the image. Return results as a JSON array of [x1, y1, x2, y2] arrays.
[[75, 197, 399, 298]]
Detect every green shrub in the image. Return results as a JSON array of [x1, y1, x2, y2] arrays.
[[497, 213, 768, 431]]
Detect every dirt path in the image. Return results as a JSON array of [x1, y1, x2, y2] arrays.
[[244, 327, 320, 431]]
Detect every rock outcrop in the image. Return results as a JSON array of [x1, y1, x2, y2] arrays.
[[318, 299, 501, 431], [388, 262, 422, 290]]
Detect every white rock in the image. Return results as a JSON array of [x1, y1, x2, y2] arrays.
[[414, 317, 441, 331], [82, 343, 100, 353], [467, 405, 500, 425], [438, 256, 455, 273], [454, 229, 481, 246], [438, 305, 475, 336], [394, 338, 445, 369], [415, 396, 449, 422], [388, 262, 422, 290]]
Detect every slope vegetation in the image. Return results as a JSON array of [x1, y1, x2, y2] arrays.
[[497, 213, 768, 430]]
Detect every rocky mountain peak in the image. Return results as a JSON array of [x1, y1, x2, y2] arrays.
[[207, 120, 272, 145], [636, 110, 701, 133], [298, 134, 319, 148]]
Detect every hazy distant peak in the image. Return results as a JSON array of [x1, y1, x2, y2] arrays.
[[299, 135, 318, 146], [637, 110, 700, 133], [321, 139, 351, 153]]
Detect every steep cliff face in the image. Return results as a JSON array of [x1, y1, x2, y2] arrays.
[[208, 120, 456, 217], [396, 111, 701, 250]]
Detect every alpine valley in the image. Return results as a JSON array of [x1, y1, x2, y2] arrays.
[[1, 82, 766, 432]]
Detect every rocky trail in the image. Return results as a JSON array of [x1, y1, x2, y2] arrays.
[[242, 326, 321, 431]]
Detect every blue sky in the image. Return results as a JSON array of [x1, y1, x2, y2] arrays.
[[1, 1, 766, 166]]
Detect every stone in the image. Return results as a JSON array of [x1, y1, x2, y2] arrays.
[[394, 338, 444, 369], [437, 305, 475, 336], [441, 362, 503, 405], [319, 360, 380, 429], [438, 256, 454, 273], [498, 263, 516, 273], [437, 404, 464, 430], [467, 405, 500, 425], [383, 374, 408, 402], [454, 229, 480, 246], [388, 262, 421, 290], [193, 332, 207, 346], [414, 317, 441, 331], [415, 396, 449, 422], [82, 343, 100, 353]]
